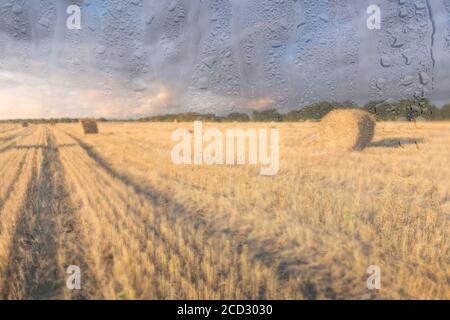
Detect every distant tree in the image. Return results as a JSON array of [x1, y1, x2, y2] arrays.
[[364, 98, 434, 121], [364, 100, 397, 120], [341, 100, 358, 108], [178, 112, 200, 122], [252, 109, 283, 122], [425, 104, 440, 120], [142, 112, 223, 122], [225, 113, 250, 122], [440, 104, 450, 120], [284, 101, 353, 121], [197, 113, 220, 122]]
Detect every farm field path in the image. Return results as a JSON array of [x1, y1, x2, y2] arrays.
[[0, 127, 93, 299]]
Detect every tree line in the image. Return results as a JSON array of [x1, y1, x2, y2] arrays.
[[3, 98, 450, 123], [140, 99, 450, 122]]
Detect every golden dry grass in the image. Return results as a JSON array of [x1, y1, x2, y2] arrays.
[[0, 121, 448, 300]]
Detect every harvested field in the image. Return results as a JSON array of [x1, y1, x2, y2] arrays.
[[0, 122, 448, 300]]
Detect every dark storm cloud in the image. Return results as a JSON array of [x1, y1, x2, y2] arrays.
[[1, 0, 450, 119]]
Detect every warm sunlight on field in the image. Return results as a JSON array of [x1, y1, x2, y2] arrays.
[[0, 122, 448, 299]]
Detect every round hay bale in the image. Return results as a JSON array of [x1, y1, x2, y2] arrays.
[[81, 118, 99, 134], [319, 109, 375, 151]]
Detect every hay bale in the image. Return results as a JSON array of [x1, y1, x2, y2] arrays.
[[319, 109, 375, 151], [81, 119, 99, 134], [22, 122, 29, 128]]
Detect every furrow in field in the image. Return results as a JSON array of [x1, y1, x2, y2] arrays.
[[1, 127, 96, 300], [0, 126, 43, 296], [0, 143, 31, 215], [0, 131, 20, 144], [48, 129, 99, 300], [0, 126, 20, 137], [0, 130, 32, 180], [0, 127, 33, 154]]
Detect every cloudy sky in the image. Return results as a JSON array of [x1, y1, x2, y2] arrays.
[[1, 0, 450, 119]]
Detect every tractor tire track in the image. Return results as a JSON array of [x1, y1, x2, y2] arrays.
[[64, 131, 368, 299], [62, 132, 312, 298], [0, 128, 33, 154], [2, 128, 95, 299], [0, 129, 36, 213]]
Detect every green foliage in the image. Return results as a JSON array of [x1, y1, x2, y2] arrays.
[[283, 101, 355, 121], [363, 98, 436, 121], [3, 99, 450, 123], [251, 109, 283, 122], [440, 104, 450, 119], [224, 113, 250, 122], [141, 112, 223, 122]]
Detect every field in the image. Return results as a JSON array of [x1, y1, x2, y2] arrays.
[[0, 121, 448, 300]]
